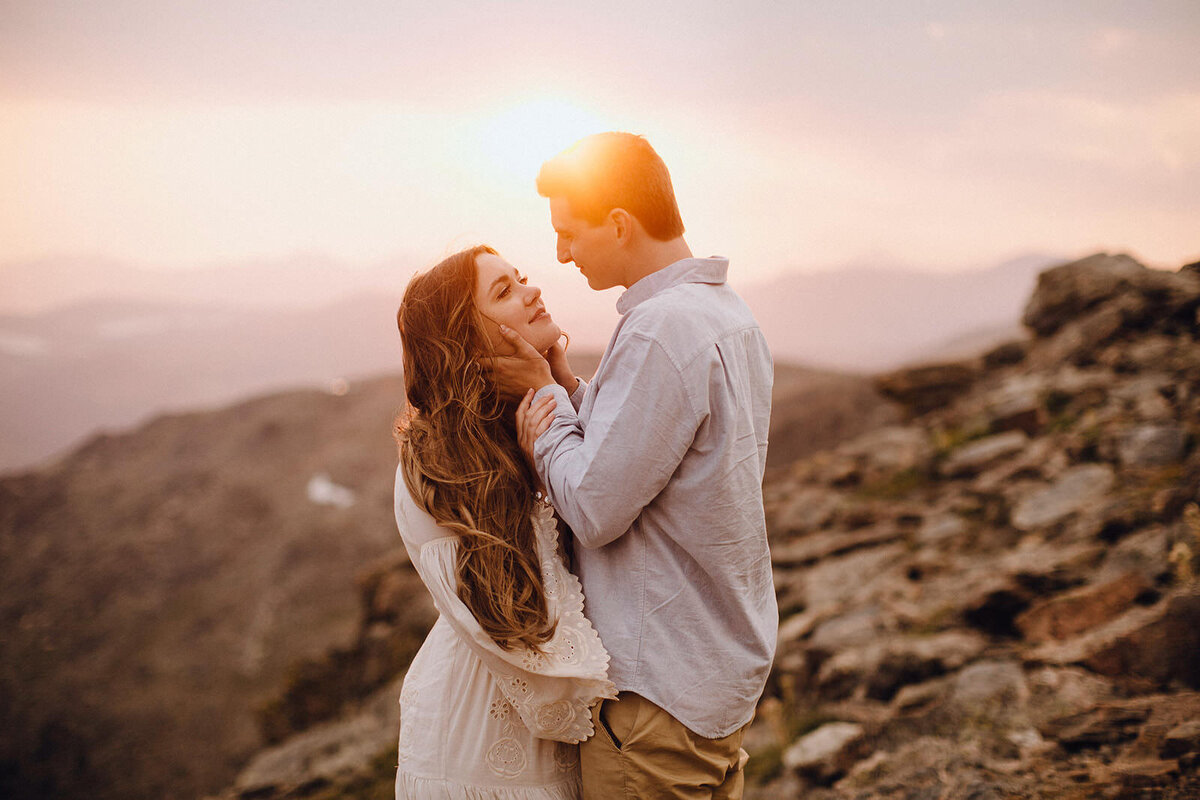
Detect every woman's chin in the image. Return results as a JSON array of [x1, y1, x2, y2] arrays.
[[533, 325, 562, 353]]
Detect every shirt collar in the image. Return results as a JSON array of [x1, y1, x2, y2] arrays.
[[616, 257, 729, 315]]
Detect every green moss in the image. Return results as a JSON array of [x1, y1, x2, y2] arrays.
[[932, 422, 991, 459], [906, 604, 961, 635], [744, 743, 785, 784], [1045, 411, 1077, 433], [744, 707, 839, 786], [854, 468, 930, 501]]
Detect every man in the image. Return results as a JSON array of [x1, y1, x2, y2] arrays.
[[493, 132, 776, 799]]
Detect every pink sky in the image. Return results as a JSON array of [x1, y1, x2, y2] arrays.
[[2, 1, 1198, 290]]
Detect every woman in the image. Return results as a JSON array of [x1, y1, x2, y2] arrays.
[[392, 244, 613, 799]]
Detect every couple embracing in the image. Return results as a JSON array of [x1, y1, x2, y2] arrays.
[[392, 132, 777, 799]]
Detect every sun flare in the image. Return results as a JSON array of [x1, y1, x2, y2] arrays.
[[469, 96, 613, 186]]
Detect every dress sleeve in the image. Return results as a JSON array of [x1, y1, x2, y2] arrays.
[[401, 496, 615, 744]]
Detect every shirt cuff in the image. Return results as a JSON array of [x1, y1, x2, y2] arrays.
[[533, 382, 572, 407], [569, 377, 588, 411]]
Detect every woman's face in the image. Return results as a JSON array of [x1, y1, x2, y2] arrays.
[[473, 252, 561, 354]]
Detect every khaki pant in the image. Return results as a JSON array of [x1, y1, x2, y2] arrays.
[[580, 692, 750, 800]]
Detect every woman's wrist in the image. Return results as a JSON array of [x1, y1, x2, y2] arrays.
[[551, 366, 577, 392]]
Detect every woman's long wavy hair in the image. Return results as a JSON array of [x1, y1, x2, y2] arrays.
[[394, 245, 555, 651]]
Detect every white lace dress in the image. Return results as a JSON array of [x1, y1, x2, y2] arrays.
[[393, 475, 615, 799]]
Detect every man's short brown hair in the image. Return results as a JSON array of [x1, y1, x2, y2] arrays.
[[536, 132, 685, 241]]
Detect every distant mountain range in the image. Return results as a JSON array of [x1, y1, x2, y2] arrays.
[[0, 252, 1062, 473], [738, 254, 1056, 371]]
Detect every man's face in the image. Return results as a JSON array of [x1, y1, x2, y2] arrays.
[[549, 196, 623, 290]]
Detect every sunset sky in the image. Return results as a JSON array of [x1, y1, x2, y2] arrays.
[[2, 0, 1199, 290]]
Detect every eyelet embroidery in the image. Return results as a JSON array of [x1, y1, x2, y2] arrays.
[[534, 699, 574, 735], [397, 679, 419, 762], [488, 697, 512, 721], [485, 737, 527, 779], [522, 647, 550, 671]]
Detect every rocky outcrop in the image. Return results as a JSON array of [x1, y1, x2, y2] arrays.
[[749, 253, 1200, 798], [257, 551, 435, 743], [1022, 252, 1200, 337], [206, 555, 435, 799]]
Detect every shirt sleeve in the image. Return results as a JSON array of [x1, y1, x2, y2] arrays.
[[396, 494, 615, 743], [532, 333, 702, 549]]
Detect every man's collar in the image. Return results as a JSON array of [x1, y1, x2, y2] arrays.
[[616, 257, 729, 315]]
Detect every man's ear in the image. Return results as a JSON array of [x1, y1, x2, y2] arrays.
[[609, 208, 634, 245]]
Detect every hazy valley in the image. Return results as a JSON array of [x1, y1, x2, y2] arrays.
[[0, 253, 1056, 473]]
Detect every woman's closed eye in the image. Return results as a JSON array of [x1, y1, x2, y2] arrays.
[[497, 274, 528, 299]]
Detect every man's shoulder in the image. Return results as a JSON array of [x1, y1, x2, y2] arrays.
[[617, 282, 762, 367], [624, 281, 756, 336]]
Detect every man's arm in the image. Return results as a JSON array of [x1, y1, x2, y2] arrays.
[[527, 332, 702, 549]]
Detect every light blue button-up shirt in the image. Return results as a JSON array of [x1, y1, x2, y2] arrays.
[[533, 256, 777, 738]]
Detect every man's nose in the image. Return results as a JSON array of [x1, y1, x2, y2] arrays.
[[556, 244, 572, 264]]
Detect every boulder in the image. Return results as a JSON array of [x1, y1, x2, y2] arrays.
[[771, 524, 903, 568], [1015, 571, 1151, 643], [949, 660, 1030, 719], [833, 736, 1023, 799], [837, 425, 935, 476], [940, 431, 1029, 477], [915, 512, 968, 545], [885, 660, 1033, 751], [875, 362, 980, 415], [782, 721, 866, 783], [1116, 423, 1187, 467], [1028, 589, 1200, 688], [807, 607, 889, 654], [234, 676, 402, 796], [986, 391, 1043, 435], [795, 543, 909, 616], [1110, 758, 1180, 792], [982, 339, 1029, 368], [973, 436, 1069, 492], [1022, 253, 1199, 337], [1161, 719, 1200, 758], [1039, 701, 1150, 750], [1099, 525, 1172, 582], [1010, 464, 1116, 531], [1023, 253, 1142, 335], [1025, 666, 1118, 729], [863, 631, 988, 701], [771, 486, 844, 535]]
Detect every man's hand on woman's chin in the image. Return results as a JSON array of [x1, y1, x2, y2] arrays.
[[482, 325, 557, 400]]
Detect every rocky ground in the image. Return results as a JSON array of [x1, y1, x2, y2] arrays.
[[208, 252, 1200, 800]]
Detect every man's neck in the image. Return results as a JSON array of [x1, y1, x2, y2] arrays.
[[623, 237, 694, 288]]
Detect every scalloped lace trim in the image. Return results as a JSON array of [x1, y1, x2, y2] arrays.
[[496, 502, 616, 744], [395, 767, 581, 799]]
